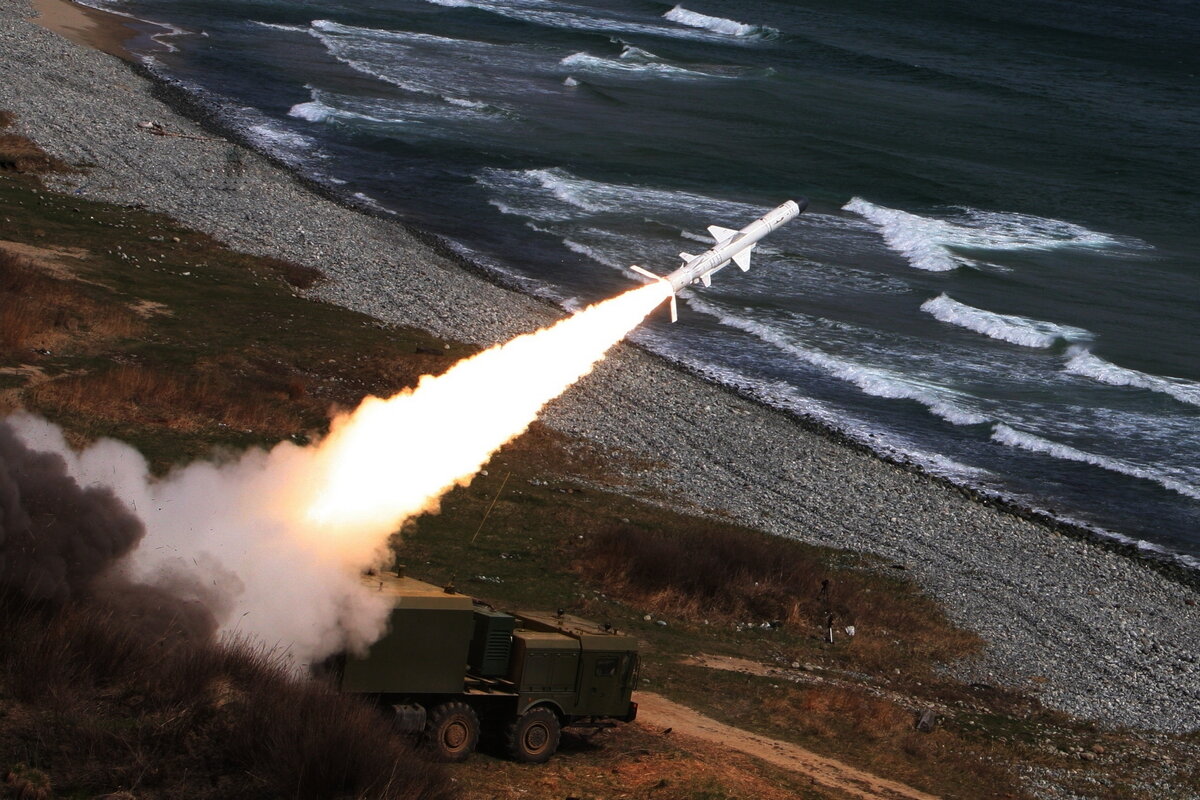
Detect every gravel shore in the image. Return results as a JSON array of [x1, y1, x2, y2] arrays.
[[2, 3, 1197, 737]]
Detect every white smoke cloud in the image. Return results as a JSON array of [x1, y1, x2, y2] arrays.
[[2, 283, 669, 665], [7, 412, 392, 665]]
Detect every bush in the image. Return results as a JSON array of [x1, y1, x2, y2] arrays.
[[577, 522, 980, 671], [0, 113, 68, 174], [0, 593, 454, 799]]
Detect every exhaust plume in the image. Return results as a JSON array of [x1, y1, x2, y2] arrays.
[[6, 283, 669, 662], [301, 282, 671, 560]]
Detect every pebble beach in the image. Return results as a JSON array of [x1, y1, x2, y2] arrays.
[[2, 0, 1198, 741]]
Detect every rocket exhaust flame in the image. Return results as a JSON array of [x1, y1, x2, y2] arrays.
[[4, 198, 800, 660], [6, 281, 670, 663], [301, 281, 672, 560]]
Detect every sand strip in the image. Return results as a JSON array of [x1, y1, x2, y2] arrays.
[[29, 0, 138, 62]]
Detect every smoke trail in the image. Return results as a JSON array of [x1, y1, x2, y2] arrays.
[[7, 283, 669, 662]]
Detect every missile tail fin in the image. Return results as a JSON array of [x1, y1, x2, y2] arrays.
[[631, 264, 679, 323], [700, 272, 712, 287], [679, 252, 697, 262], [732, 246, 753, 271], [708, 225, 738, 243]]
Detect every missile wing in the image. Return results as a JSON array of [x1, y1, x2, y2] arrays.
[[630, 199, 807, 322]]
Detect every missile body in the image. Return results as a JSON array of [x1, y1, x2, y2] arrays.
[[631, 199, 807, 321]]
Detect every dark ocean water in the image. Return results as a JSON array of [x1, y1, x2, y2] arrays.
[[91, 0, 1200, 564]]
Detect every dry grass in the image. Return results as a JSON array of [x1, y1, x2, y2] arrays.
[[259, 254, 325, 289], [0, 114, 68, 174], [0, 248, 142, 354], [451, 719, 831, 800], [751, 681, 1020, 796], [0, 593, 454, 800], [28, 363, 305, 434], [779, 685, 915, 742], [577, 522, 981, 673]]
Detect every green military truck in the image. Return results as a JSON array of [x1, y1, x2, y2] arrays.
[[322, 572, 640, 763]]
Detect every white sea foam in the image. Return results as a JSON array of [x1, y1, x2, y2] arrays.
[[419, 0, 769, 43], [243, 122, 317, 165], [991, 424, 1200, 500], [245, 122, 315, 151], [921, 294, 1091, 348], [310, 18, 461, 45], [561, 239, 624, 269], [306, 21, 500, 111], [844, 197, 1145, 272], [288, 99, 335, 123], [688, 297, 991, 427], [1065, 349, 1200, 407], [573, 44, 768, 80], [477, 167, 764, 225], [662, 5, 774, 38], [288, 96, 398, 126], [251, 20, 308, 33], [350, 192, 397, 215], [287, 86, 493, 133], [560, 49, 740, 81]]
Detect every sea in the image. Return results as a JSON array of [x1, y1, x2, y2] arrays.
[[84, 0, 1200, 566]]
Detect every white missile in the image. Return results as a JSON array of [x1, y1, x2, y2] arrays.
[[630, 199, 806, 322]]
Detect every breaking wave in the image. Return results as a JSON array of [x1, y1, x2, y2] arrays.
[[662, 5, 777, 38], [560, 45, 764, 81], [305, 20, 500, 111], [476, 167, 754, 222], [688, 298, 991, 427], [417, 0, 775, 43], [243, 121, 317, 162], [287, 82, 501, 139], [251, 20, 309, 33], [561, 238, 625, 269], [1065, 349, 1200, 407], [843, 197, 1144, 272], [992, 424, 1200, 500], [921, 294, 1092, 348]]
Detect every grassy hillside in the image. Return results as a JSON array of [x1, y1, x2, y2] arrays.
[[2, 112, 1192, 800]]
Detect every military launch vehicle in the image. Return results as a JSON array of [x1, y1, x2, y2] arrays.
[[321, 572, 639, 763]]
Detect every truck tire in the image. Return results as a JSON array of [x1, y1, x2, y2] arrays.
[[505, 707, 561, 763], [424, 701, 480, 762]]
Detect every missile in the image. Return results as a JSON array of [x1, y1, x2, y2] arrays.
[[631, 199, 807, 322]]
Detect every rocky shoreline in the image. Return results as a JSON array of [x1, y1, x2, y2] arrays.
[[2, 2, 1198, 735]]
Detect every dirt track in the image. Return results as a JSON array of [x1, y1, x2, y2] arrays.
[[635, 692, 939, 800]]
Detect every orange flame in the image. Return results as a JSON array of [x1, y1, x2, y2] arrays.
[[298, 282, 670, 562]]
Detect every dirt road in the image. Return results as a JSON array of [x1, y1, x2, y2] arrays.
[[635, 692, 940, 800]]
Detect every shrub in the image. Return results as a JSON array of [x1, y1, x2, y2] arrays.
[[0, 114, 68, 174], [577, 522, 980, 670], [0, 593, 454, 799]]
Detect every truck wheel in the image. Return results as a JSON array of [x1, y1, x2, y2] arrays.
[[505, 707, 561, 763], [424, 701, 480, 762]]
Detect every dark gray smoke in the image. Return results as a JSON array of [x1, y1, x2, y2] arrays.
[[6, 412, 392, 661], [0, 421, 221, 642], [0, 421, 144, 602]]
